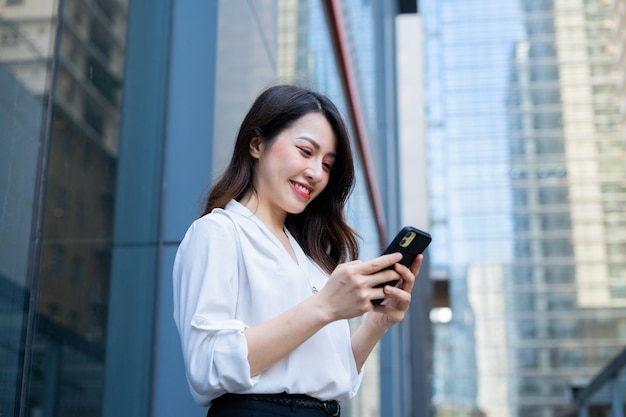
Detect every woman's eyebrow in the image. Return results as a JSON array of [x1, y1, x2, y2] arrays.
[[296, 136, 337, 157]]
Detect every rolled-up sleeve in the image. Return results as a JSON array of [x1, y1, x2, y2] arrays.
[[173, 215, 259, 404]]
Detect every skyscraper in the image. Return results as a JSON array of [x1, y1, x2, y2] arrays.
[[422, 0, 626, 416]]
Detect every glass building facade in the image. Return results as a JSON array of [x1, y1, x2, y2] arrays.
[[421, 0, 626, 416], [1, 1, 430, 417]]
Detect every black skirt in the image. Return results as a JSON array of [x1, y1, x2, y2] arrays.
[[207, 393, 341, 417]]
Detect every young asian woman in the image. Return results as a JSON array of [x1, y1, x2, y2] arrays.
[[172, 84, 423, 417]]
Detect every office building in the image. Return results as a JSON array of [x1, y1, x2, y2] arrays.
[[421, 0, 626, 416], [0, 1, 431, 416]]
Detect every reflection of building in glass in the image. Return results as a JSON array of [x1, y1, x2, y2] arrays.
[[48, 0, 126, 332], [278, 0, 310, 80], [1, 0, 127, 415], [0, 0, 55, 289], [0, 2, 54, 93], [0, 65, 42, 286], [423, 0, 626, 416], [211, 1, 279, 178], [37, 0, 127, 339], [0, 63, 42, 417], [615, 0, 626, 140], [0, 5, 54, 416]]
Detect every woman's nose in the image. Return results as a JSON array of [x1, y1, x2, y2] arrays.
[[305, 160, 324, 182]]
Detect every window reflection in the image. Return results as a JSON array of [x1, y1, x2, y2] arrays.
[[1, 2, 56, 415], [0, 1, 127, 415]]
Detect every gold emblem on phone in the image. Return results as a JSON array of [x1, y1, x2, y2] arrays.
[[399, 231, 416, 247]]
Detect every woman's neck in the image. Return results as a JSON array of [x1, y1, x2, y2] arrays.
[[239, 193, 286, 237]]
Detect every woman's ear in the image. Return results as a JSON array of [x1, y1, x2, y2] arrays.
[[249, 136, 264, 159]]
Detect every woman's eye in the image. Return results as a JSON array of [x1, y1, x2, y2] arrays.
[[323, 162, 333, 171], [297, 146, 312, 156]]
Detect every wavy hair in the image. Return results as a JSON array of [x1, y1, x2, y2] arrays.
[[203, 84, 359, 273]]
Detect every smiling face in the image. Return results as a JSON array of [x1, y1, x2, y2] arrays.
[[244, 112, 337, 227]]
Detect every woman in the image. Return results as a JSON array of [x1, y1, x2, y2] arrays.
[[173, 84, 422, 416]]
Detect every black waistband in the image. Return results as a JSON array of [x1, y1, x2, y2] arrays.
[[213, 392, 340, 416]]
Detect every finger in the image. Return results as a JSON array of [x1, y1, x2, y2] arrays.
[[371, 285, 411, 311], [409, 254, 423, 276], [388, 272, 414, 296], [383, 284, 412, 307], [362, 252, 402, 275], [369, 268, 403, 288], [393, 263, 416, 293], [370, 286, 387, 303]]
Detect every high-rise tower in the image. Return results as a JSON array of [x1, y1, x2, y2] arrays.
[[422, 0, 626, 415]]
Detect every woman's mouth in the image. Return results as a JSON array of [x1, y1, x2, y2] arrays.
[[290, 181, 312, 199]]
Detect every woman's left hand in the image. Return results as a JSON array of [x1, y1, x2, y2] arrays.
[[350, 254, 423, 371], [365, 254, 423, 330]]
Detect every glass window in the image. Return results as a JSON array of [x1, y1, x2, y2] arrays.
[[0, 5, 56, 416], [0, 0, 132, 414], [546, 291, 576, 311], [514, 292, 536, 312], [540, 212, 571, 230], [518, 347, 539, 368], [542, 238, 573, 257], [532, 111, 562, 129], [538, 185, 568, 204], [33, 0, 128, 411], [531, 88, 560, 106], [514, 214, 530, 232], [536, 137, 565, 154], [548, 319, 580, 338], [529, 40, 557, 58], [530, 63, 559, 81], [545, 264, 575, 284]]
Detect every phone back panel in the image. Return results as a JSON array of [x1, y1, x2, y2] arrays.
[[381, 226, 432, 268]]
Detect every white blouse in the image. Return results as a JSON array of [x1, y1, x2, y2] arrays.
[[172, 200, 363, 406]]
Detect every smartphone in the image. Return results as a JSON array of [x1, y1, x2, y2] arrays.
[[371, 226, 432, 305]]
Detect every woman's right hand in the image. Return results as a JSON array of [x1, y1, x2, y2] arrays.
[[317, 252, 404, 320], [244, 252, 403, 376]]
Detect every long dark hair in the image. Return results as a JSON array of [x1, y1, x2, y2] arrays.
[[203, 84, 359, 273]]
